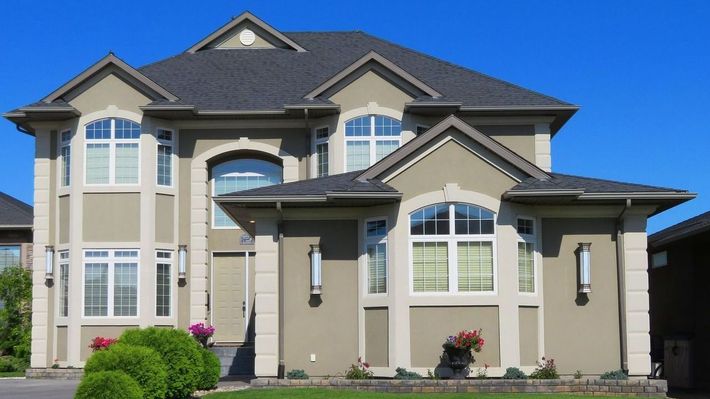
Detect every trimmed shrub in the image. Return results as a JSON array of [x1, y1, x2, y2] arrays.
[[74, 370, 142, 399], [84, 343, 167, 399], [120, 327, 203, 399], [529, 357, 559, 379], [0, 356, 27, 372], [502, 367, 527, 379], [197, 349, 221, 390], [286, 369, 309, 379], [600, 369, 628, 380], [394, 367, 422, 380]]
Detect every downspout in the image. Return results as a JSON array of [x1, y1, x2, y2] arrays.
[[616, 198, 631, 374], [276, 201, 285, 379]]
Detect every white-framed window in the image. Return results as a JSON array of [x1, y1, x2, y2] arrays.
[[156, 251, 172, 317], [345, 115, 401, 171], [409, 203, 496, 294], [156, 128, 173, 187], [211, 159, 283, 228], [60, 130, 72, 187], [84, 118, 141, 185], [416, 125, 430, 135], [0, 245, 21, 271], [516, 217, 536, 294], [651, 251, 668, 268], [59, 251, 69, 317], [83, 249, 139, 317], [365, 218, 388, 294], [314, 127, 329, 177]]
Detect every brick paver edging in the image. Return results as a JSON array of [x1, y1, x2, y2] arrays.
[[251, 378, 668, 397]]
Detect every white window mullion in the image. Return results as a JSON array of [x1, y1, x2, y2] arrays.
[[448, 205, 458, 293], [107, 259, 115, 317]]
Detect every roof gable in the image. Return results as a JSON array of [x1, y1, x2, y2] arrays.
[[0, 192, 33, 227], [186, 12, 306, 53], [358, 115, 551, 182], [305, 50, 442, 100], [42, 53, 178, 104]]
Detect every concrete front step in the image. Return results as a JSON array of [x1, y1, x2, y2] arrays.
[[210, 345, 255, 377]]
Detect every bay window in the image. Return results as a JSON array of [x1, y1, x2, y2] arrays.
[[85, 118, 140, 185], [83, 250, 139, 317], [410, 203, 496, 293], [345, 115, 401, 171], [517, 218, 536, 293], [366, 219, 387, 294]]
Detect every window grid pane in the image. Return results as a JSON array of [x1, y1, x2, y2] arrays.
[[518, 242, 535, 293], [375, 140, 399, 162], [367, 243, 387, 294], [114, 119, 141, 139], [316, 142, 328, 177], [59, 263, 69, 317], [113, 263, 137, 316], [455, 204, 495, 235], [345, 116, 371, 136], [457, 241, 494, 292], [84, 263, 108, 316], [346, 141, 370, 172], [115, 143, 139, 184], [412, 242, 449, 292], [410, 204, 450, 235], [157, 144, 172, 186], [61, 145, 71, 186], [366, 220, 386, 237], [0, 245, 21, 271], [85, 143, 110, 184], [85, 119, 111, 139], [374, 115, 402, 136], [156, 263, 171, 316]]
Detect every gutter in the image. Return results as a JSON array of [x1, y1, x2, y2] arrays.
[[615, 199, 631, 374]]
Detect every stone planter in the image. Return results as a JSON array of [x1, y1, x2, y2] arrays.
[[444, 346, 472, 379]]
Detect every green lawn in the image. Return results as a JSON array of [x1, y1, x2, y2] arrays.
[[204, 389, 617, 399], [0, 371, 25, 378]]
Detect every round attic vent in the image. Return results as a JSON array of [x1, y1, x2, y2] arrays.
[[239, 29, 256, 46]]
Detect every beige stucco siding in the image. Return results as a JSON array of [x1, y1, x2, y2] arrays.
[[541, 218, 621, 374], [68, 73, 151, 115], [56, 326, 68, 362], [58, 195, 70, 244], [155, 194, 174, 243], [282, 220, 359, 376], [80, 325, 137, 361], [518, 307, 539, 366], [409, 306, 500, 368], [329, 70, 414, 113], [364, 308, 389, 367], [82, 193, 140, 242], [475, 125, 535, 164], [213, 22, 277, 49]]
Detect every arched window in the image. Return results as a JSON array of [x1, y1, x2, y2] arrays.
[[409, 203, 496, 293], [345, 115, 401, 171], [84, 118, 141, 185], [211, 158, 283, 228]]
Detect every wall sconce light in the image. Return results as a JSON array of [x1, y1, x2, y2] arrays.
[[178, 245, 187, 280], [310, 244, 322, 295], [578, 242, 592, 293], [45, 245, 55, 280]]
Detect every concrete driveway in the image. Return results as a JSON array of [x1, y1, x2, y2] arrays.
[[0, 378, 79, 399]]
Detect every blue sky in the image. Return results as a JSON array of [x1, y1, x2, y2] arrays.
[[1, 0, 708, 233]]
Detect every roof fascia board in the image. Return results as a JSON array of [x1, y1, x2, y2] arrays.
[[185, 11, 306, 53], [215, 195, 327, 203], [578, 192, 696, 200], [503, 189, 585, 199], [42, 53, 178, 103], [357, 115, 551, 182], [304, 51, 442, 99], [459, 105, 580, 111], [0, 225, 33, 229]]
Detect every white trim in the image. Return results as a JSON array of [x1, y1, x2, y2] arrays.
[[154, 250, 174, 318], [363, 216, 389, 296], [344, 115, 402, 172], [83, 118, 142, 187], [81, 249, 140, 319], [58, 129, 72, 188], [516, 216, 538, 295], [155, 127, 174, 188], [311, 125, 330, 178], [56, 251, 70, 320]]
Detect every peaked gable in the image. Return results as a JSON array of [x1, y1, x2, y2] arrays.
[[186, 12, 306, 53]]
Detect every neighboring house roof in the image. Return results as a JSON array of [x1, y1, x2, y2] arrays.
[[0, 192, 33, 228], [648, 211, 710, 248], [509, 173, 687, 194]]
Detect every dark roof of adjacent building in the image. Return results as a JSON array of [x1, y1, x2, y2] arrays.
[[509, 173, 687, 194], [648, 211, 710, 248], [0, 192, 33, 227]]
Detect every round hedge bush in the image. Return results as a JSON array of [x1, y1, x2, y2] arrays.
[[120, 327, 204, 399], [84, 343, 168, 399], [197, 349, 221, 390], [75, 370, 142, 399]]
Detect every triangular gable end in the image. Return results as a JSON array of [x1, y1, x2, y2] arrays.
[[304, 51, 442, 100], [357, 115, 551, 183], [186, 11, 306, 53], [42, 53, 178, 104]]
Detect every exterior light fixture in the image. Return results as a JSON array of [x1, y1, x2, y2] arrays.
[[45, 245, 55, 280], [178, 245, 187, 280], [578, 242, 592, 293], [310, 244, 322, 295]]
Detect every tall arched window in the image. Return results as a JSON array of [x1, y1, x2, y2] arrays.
[[409, 203, 496, 293], [84, 118, 141, 185], [345, 115, 401, 171], [211, 158, 283, 228]]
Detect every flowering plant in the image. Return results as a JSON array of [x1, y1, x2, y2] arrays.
[[89, 336, 118, 352], [188, 322, 215, 347], [443, 329, 485, 352], [344, 357, 374, 379]]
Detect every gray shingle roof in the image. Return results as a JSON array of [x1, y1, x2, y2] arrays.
[[137, 31, 572, 111], [0, 192, 33, 227], [220, 171, 397, 197], [648, 211, 710, 247], [510, 173, 687, 193]]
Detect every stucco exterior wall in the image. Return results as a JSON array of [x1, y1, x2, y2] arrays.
[[79, 325, 137, 361], [82, 193, 141, 242], [519, 306, 539, 366], [364, 308, 389, 367]]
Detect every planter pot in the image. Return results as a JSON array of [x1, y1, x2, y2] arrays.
[[444, 346, 473, 379]]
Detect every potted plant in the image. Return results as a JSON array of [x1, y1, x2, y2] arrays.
[[442, 329, 485, 379], [188, 323, 215, 348]]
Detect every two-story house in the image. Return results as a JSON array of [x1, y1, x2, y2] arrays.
[[4, 12, 694, 378]]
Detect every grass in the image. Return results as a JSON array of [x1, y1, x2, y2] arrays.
[[0, 371, 25, 378], [204, 389, 618, 399]]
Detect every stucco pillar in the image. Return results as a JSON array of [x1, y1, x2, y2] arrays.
[[534, 123, 552, 172], [189, 165, 209, 324], [622, 213, 651, 377], [253, 219, 280, 377]]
